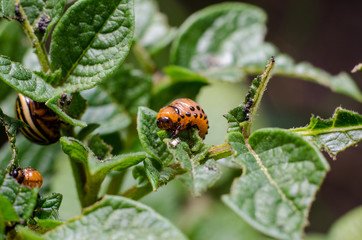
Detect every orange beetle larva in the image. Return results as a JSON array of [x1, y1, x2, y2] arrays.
[[10, 166, 43, 189], [156, 98, 209, 139]]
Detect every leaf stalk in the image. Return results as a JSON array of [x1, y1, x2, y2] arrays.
[[15, 0, 51, 72]]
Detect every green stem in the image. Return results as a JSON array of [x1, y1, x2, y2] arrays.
[[70, 160, 102, 208], [16, 1, 51, 72], [207, 143, 232, 161], [132, 41, 156, 74], [121, 184, 153, 200], [63, 125, 101, 208], [106, 171, 126, 195], [243, 57, 275, 138], [5, 130, 19, 170], [83, 178, 102, 207], [70, 161, 88, 207]]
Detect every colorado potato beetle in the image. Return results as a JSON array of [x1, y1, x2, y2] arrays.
[[15, 93, 60, 145], [156, 98, 209, 139], [10, 166, 43, 189]]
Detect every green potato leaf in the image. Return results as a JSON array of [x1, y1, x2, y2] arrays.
[[291, 107, 362, 158], [0, 195, 20, 222], [171, 2, 362, 102], [43, 195, 187, 240], [0, 56, 58, 102], [34, 193, 63, 220], [0, 0, 15, 18], [328, 205, 362, 240], [151, 66, 208, 110], [134, 0, 176, 55], [223, 129, 329, 240], [60, 137, 145, 178], [137, 107, 173, 165], [101, 65, 152, 116], [50, 0, 135, 92], [165, 135, 219, 196], [81, 87, 131, 135], [21, 0, 66, 42]]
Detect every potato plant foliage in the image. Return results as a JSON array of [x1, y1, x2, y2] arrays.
[[0, 0, 361, 239]]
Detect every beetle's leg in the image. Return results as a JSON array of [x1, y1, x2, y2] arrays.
[[171, 125, 181, 138]]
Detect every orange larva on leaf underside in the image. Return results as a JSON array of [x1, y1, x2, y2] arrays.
[[156, 98, 209, 139], [10, 166, 43, 189]]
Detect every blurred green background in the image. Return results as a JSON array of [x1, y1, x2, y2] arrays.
[[0, 0, 361, 239]]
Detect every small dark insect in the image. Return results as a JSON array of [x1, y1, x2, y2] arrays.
[[15, 93, 60, 145], [37, 13, 51, 33], [10, 166, 43, 189], [59, 93, 67, 106], [156, 98, 209, 139], [15, 4, 24, 22], [243, 92, 254, 121], [59, 93, 72, 106]]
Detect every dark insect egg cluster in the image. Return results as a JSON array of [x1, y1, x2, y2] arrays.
[[243, 91, 254, 121], [10, 166, 43, 189], [156, 98, 209, 139], [37, 13, 51, 33], [15, 93, 60, 145], [14, 4, 24, 22]]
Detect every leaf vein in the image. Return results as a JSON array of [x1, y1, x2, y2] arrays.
[[245, 139, 298, 213]]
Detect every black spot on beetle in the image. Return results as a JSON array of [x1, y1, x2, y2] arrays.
[[194, 113, 198, 118], [190, 106, 195, 111], [186, 112, 191, 117], [200, 114, 203, 118], [178, 117, 181, 122], [180, 113, 185, 118], [196, 106, 200, 110]]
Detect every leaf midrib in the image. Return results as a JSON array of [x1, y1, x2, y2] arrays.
[[291, 125, 362, 136], [245, 139, 298, 213]]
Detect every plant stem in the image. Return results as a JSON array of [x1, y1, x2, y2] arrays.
[[106, 171, 126, 195], [207, 143, 232, 161], [69, 161, 88, 207], [243, 57, 275, 138], [132, 41, 156, 74], [70, 160, 102, 208], [4, 129, 19, 170], [16, 1, 51, 72], [62, 126, 100, 208], [121, 184, 153, 200]]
